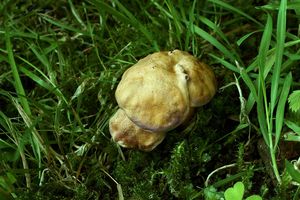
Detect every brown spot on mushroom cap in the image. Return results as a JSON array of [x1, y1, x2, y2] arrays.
[[115, 51, 191, 132], [109, 109, 166, 151]]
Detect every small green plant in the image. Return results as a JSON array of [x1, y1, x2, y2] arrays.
[[224, 182, 262, 200], [285, 160, 300, 184], [284, 120, 300, 142], [288, 90, 300, 113]]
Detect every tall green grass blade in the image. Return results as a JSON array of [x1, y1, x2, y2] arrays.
[[165, 0, 183, 49], [262, 53, 276, 79], [40, 14, 88, 35], [192, 25, 237, 62], [9, 94, 43, 181], [17, 57, 68, 104], [209, 54, 239, 73], [91, 0, 127, 26], [0, 29, 54, 43], [270, 0, 287, 113], [207, 0, 262, 26], [177, 0, 187, 22], [285, 160, 300, 183], [256, 14, 273, 142], [285, 120, 300, 134], [284, 134, 300, 142], [43, 43, 59, 55], [152, 0, 239, 62], [275, 73, 292, 147], [257, 77, 269, 146], [68, 0, 86, 28], [28, 45, 52, 75], [198, 16, 230, 46], [258, 14, 273, 76], [92, 0, 158, 49], [19, 67, 58, 96], [212, 171, 248, 188], [246, 39, 300, 73], [5, 29, 31, 116], [116, 0, 158, 49], [245, 93, 256, 115], [185, 0, 196, 52], [260, 2, 300, 11], [56, 48, 67, 79], [237, 30, 261, 46], [239, 68, 258, 101], [151, 0, 173, 19]]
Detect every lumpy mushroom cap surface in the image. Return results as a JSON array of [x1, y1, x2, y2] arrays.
[[115, 50, 216, 132], [109, 109, 166, 151], [115, 51, 191, 132]]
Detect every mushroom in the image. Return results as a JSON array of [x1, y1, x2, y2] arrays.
[[109, 109, 166, 151], [109, 50, 217, 151]]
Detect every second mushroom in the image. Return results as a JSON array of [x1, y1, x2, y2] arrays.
[[109, 50, 217, 151]]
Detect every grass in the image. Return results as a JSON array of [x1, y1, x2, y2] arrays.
[[1, 0, 300, 199]]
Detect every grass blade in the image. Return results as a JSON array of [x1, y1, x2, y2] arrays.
[[5, 29, 31, 116], [270, 0, 287, 113], [198, 16, 231, 46], [18, 56, 68, 104], [285, 160, 300, 183], [192, 25, 237, 62], [29, 45, 52, 74], [245, 92, 256, 115], [19, 68, 57, 95], [68, 0, 86, 28], [114, 0, 158, 49], [92, 0, 158, 50], [209, 54, 239, 73], [275, 73, 292, 147], [256, 14, 273, 141], [257, 77, 269, 146], [239, 68, 258, 101], [237, 30, 261, 46], [0, 29, 54, 43], [258, 14, 273, 76], [185, 0, 196, 52], [208, 0, 262, 26], [40, 14, 88, 35], [165, 0, 184, 49], [285, 120, 300, 134]]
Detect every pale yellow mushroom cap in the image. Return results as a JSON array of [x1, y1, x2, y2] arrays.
[[115, 50, 216, 132], [109, 109, 166, 151], [115, 51, 191, 132]]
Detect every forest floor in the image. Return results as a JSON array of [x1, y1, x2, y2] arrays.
[[0, 0, 300, 199]]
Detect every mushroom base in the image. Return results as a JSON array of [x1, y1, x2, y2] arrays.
[[109, 109, 166, 151]]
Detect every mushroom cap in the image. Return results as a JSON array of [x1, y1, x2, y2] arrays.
[[115, 50, 216, 132], [115, 51, 191, 132], [168, 50, 217, 107], [109, 109, 166, 151]]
